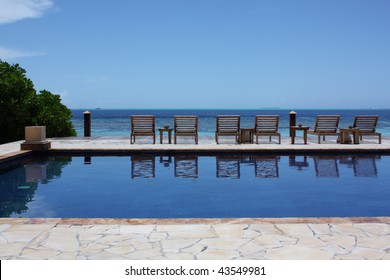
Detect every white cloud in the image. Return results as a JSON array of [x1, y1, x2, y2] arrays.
[[0, 46, 46, 60], [0, 0, 54, 24]]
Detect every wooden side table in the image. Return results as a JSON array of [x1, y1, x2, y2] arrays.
[[158, 127, 173, 144], [290, 126, 309, 144], [240, 128, 255, 144], [339, 128, 359, 144]]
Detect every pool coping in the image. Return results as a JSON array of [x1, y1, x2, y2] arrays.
[[2, 217, 390, 225]]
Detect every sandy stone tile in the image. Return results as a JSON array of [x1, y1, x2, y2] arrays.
[[161, 239, 200, 250], [357, 236, 390, 250], [119, 225, 155, 234], [330, 224, 367, 237], [244, 251, 268, 260], [149, 232, 168, 240], [95, 234, 133, 245], [42, 232, 79, 252], [0, 235, 8, 243], [197, 249, 240, 260], [199, 238, 249, 251], [0, 224, 12, 232], [130, 237, 154, 250], [242, 229, 262, 239], [334, 254, 365, 260], [254, 234, 297, 247], [238, 241, 266, 255], [156, 224, 211, 232], [382, 253, 390, 260], [213, 224, 245, 238], [0, 242, 26, 258], [308, 224, 332, 235], [350, 247, 386, 260], [104, 245, 136, 255], [49, 252, 78, 260], [322, 244, 350, 255], [123, 248, 164, 259], [84, 242, 109, 250], [249, 224, 282, 235], [20, 248, 59, 259], [275, 224, 314, 238], [319, 235, 356, 251], [167, 230, 217, 240], [177, 244, 204, 256], [87, 251, 128, 260], [4, 224, 55, 232], [266, 245, 333, 260], [2, 231, 42, 243], [354, 223, 390, 236], [297, 237, 328, 248], [27, 232, 51, 248]]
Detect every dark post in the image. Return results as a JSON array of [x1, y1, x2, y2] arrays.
[[289, 111, 296, 137], [84, 111, 91, 137]]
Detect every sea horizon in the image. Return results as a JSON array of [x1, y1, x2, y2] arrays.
[[71, 108, 390, 137]]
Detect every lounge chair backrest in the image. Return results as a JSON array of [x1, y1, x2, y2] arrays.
[[353, 116, 378, 133], [216, 115, 240, 133], [255, 115, 279, 133], [131, 115, 155, 133], [174, 116, 198, 133], [313, 115, 340, 133]]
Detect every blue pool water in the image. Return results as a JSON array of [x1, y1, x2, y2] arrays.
[[1, 154, 389, 219]]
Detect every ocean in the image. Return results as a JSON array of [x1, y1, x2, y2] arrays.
[[71, 109, 390, 137]]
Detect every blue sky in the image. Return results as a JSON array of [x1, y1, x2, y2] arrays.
[[1, 0, 389, 109]]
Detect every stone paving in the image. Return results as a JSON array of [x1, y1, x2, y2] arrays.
[[1, 136, 390, 260], [1, 218, 390, 260]]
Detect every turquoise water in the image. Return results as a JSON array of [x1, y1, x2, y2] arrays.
[[1, 154, 389, 218], [71, 109, 390, 137]]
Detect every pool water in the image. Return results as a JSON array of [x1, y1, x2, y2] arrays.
[[1, 154, 389, 218]]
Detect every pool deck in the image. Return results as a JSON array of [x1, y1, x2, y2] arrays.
[[1, 135, 390, 260]]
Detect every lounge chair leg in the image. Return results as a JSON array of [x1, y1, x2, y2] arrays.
[[379, 135, 381, 144], [318, 135, 321, 144], [174, 135, 177, 144], [278, 135, 281, 144]]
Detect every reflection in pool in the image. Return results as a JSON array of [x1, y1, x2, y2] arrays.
[[0, 154, 388, 218]]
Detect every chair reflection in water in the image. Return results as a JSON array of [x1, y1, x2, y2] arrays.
[[313, 156, 339, 177], [289, 156, 309, 171], [174, 156, 198, 178], [216, 156, 241, 179], [131, 156, 155, 178], [254, 156, 280, 178], [353, 155, 380, 177]]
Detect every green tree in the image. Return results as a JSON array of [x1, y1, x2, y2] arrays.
[[0, 60, 76, 144], [31, 90, 76, 137], [0, 60, 36, 143]]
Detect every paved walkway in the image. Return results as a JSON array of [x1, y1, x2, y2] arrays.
[[1, 218, 390, 260], [1, 136, 390, 260]]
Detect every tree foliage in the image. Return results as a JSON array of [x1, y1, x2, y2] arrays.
[[0, 60, 76, 144]]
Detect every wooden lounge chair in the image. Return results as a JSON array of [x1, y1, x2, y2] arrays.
[[130, 115, 155, 144], [254, 115, 281, 144], [174, 116, 198, 144], [353, 115, 381, 144], [215, 115, 240, 144], [307, 115, 340, 143]]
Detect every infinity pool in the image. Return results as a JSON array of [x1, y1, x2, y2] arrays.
[[1, 154, 389, 218]]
